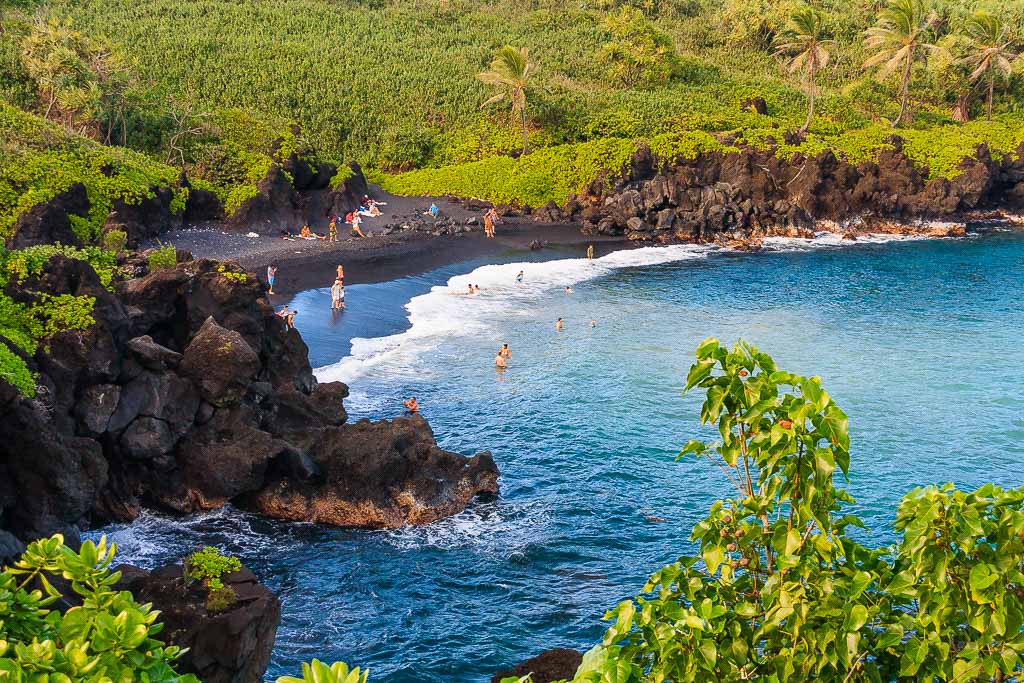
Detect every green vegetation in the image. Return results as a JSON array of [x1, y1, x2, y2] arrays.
[[0, 0, 1021, 218], [147, 242, 177, 271], [0, 534, 198, 682], [0, 243, 112, 397], [216, 263, 248, 284], [185, 546, 242, 614], [0, 101, 183, 242], [276, 660, 369, 683]]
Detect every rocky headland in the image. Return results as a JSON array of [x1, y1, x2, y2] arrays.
[[0, 247, 499, 559]]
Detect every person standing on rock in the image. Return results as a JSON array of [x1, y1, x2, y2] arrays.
[[267, 264, 278, 295]]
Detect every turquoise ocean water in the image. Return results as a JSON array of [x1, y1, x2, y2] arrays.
[[97, 228, 1024, 682]]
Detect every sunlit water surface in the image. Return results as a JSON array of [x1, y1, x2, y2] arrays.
[[96, 229, 1024, 682]]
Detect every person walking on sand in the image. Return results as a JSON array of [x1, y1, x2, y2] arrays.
[[267, 264, 278, 295], [403, 397, 419, 414], [556, 317, 564, 331], [587, 244, 594, 260]]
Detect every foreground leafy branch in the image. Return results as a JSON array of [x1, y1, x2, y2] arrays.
[[567, 339, 1024, 682]]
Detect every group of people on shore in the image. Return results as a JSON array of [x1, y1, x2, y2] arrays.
[[267, 262, 348, 329], [278, 195, 387, 242]]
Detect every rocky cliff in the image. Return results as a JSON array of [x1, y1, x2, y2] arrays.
[[557, 139, 1024, 243], [0, 250, 498, 555]]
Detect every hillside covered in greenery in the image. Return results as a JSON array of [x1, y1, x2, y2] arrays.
[[1, 0, 1023, 221]]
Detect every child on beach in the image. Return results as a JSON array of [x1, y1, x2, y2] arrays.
[[328, 218, 337, 242]]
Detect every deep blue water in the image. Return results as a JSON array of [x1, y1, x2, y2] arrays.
[[97, 229, 1024, 682]]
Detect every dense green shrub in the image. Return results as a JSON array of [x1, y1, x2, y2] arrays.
[[0, 534, 199, 682], [147, 243, 178, 271], [101, 228, 127, 254]]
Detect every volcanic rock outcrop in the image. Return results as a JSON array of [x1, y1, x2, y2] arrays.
[[559, 139, 1024, 243], [0, 251, 499, 547], [118, 562, 280, 683]]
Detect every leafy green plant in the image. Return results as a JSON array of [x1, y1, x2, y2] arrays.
[[184, 546, 241, 591], [216, 263, 248, 283], [479, 45, 535, 156], [0, 534, 199, 682], [101, 228, 128, 254], [147, 242, 178, 272], [557, 339, 1024, 682], [276, 659, 369, 683], [598, 6, 681, 88]]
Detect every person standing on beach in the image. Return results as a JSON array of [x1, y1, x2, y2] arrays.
[[587, 244, 594, 260], [267, 264, 278, 295], [483, 211, 495, 238], [328, 217, 338, 242]]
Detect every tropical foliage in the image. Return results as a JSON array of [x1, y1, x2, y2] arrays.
[[499, 340, 1024, 682], [0, 534, 198, 682], [0, 243, 112, 397], [962, 12, 1018, 120], [774, 7, 832, 133], [863, 0, 939, 127], [276, 660, 370, 683]]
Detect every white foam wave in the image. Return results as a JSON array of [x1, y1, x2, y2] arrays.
[[378, 499, 552, 554], [314, 231, 939, 387]]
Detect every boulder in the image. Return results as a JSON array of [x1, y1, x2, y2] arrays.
[[6, 183, 90, 249], [492, 648, 584, 683], [179, 317, 260, 407], [127, 335, 183, 370], [124, 563, 280, 683], [75, 384, 121, 436]]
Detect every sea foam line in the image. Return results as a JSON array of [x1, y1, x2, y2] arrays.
[[313, 232, 933, 387]]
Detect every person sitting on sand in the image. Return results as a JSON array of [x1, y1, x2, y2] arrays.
[[516, 270, 524, 284], [500, 343, 511, 359], [495, 352, 507, 369], [403, 397, 419, 414], [556, 317, 564, 331], [328, 218, 337, 242], [300, 225, 325, 240], [350, 214, 366, 238], [267, 264, 278, 295], [426, 203, 439, 218]]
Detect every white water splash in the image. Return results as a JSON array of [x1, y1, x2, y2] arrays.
[[314, 232, 943, 386]]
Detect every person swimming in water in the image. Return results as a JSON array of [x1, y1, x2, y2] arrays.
[[494, 352, 507, 368], [556, 318, 564, 331], [515, 270, 524, 284], [499, 343, 511, 359], [403, 397, 419, 414], [564, 286, 573, 294]]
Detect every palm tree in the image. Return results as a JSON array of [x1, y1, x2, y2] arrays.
[[962, 12, 1017, 121], [863, 0, 938, 127], [478, 45, 534, 155], [774, 7, 832, 134]]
